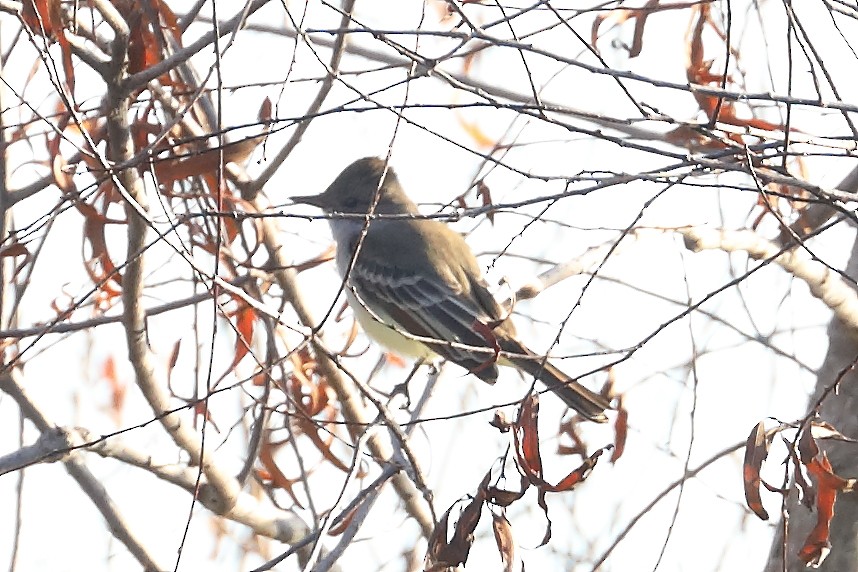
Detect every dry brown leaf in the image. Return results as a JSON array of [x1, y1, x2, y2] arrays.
[[258, 437, 305, 508], [485, 473, 528, 507], [0, 242, 29, 258], [611, 401, 628, 463], [491, 513, 517, 572], [513, 394, 610, 493], [798, 452, 853, 566], [51, 154, 75, 193], [742, 421, 770, 520], [426, 476, 487, 570], [101, 355, 126, 426], [154, 137, 263, 185]]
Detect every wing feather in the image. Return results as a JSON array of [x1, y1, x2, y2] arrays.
[[349, 256, 501, 381]]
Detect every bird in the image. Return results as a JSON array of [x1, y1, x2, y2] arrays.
[[291, 157, 611, 422]]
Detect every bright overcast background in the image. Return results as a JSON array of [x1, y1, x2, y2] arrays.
[[1, 1, 857, 571]]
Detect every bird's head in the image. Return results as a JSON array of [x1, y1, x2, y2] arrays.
[[292, 157, 415, 215]]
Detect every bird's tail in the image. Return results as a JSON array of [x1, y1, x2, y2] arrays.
[[507, 345, 611, 423]]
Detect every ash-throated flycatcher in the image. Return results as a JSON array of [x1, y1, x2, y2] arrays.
[[292, 157, 610, 422]]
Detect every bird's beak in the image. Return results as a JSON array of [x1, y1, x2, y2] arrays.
[[291, 193, 329, 209]]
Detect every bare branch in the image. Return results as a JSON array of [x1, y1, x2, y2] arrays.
[[0, 369, 165, 571]]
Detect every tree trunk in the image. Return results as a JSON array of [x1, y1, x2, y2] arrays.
[[765, 233, 858, 572]]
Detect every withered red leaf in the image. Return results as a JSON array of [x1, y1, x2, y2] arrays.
[[22, 0, 56, 37], [232, 303, 256, 367], [610, 402, 628, 463], [426, 488, 486, 570], [328, 502, 360, 537], [258, 437, 305, 508], [0, 242, 29, 258], [476, 180, 494, 224], [784, 435, 815, 508], [798, 425, 820, 464], [550, 447, 611, 492], [485, 473, 529, 508], [292, 245, 336, 273], [742, 421, 770, 520], [154, 137, 263, 184], [469, 319, 501, 376], [557, 416, 585, 457], [514, 394, 610, 491], [192, 401, 220, 432], [513, 394, 543, 482], [798, 452, 851, 567]]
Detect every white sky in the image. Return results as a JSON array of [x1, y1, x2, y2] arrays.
[[2, 1, 856, 570]]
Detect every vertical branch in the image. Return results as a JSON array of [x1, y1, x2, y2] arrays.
[[764, 173, 858, 572], [147, 48, 436, 539], [94, 0, 242, 511], [0, 20, 12, 330]]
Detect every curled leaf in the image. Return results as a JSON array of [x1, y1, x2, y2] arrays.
[[513, 394, 611, 492], [426, 483, 486, 570], [798, 452, 853, 567], [742, 421, 770, 520], [490, 410, 511, 433], [491, 513, 517, 572], [611, 401, 628, 463]]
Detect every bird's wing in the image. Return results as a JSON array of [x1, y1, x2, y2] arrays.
[[347, 237, 503, 382]]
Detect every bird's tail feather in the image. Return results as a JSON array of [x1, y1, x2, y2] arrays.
[[507, 347, 611, 423]]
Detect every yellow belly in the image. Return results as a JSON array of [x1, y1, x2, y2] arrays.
[[346, 290, 436, 360]]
